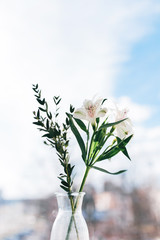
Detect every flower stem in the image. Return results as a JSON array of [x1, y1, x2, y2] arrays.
[[65, 166, 91, 240], [65, 196, 79, 240], [79, 166, 90, 192]]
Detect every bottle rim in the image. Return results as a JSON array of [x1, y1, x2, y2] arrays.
[[55, 192, 85, 197]]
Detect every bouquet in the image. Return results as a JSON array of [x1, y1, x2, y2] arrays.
[[32, 84, 133, 239]]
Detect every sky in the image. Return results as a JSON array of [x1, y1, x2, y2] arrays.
[[0, 0, 160, 199]]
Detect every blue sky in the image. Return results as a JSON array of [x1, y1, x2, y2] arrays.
[[115, 25, 160, 126], [0, 0, 160, 199]]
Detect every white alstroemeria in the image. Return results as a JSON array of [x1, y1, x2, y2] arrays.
[[114, 107, 133, 139], [73, 97, 107, 124]]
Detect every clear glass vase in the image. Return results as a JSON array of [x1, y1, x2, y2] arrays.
[[50, 192, 89, 240]]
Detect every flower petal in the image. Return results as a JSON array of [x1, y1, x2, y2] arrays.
[[96, 108, 107, 118], [94, 98, 103, 108], [83, 99, 93, 109], [115, 118, 134, 139], [73, 108, 87, 120]]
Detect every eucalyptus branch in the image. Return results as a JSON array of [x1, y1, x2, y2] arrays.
[[32, 84, 74, 194]]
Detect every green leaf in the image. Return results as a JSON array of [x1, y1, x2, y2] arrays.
[[37, 110, 40, 119], [37, 98, 45, 105], [33, 121, 44, 127], [46, 119, 49, 130], [97, 145, 120, 161], [66, 117, 69, 125], [70, 104, 75, 113], [37, 128, 47, 132], [42, 128, 56, 139], [121, 146, 131, 160], [60, 185, 69, 192], [94, 128, 106, 142], [68, 165, 75, 175], [48, 138, 55, 144], [99, 118, 127, 130], [97, 135, 133, 162], [91, 165, 127, 175], [66, 113, 86, 161], [53, 96, 61, 105], [61, 180, 69, 187], [47, 112, 52, 119], [74, 118, 88, 133], [56, 98, 61, 105], [96, 118, 100, 125], [101, 98, 107, 105], [116, 135, 133, 160], [42, 133, 52, 138], [122, 134, 133, 145], [39, 107, 46, 112]]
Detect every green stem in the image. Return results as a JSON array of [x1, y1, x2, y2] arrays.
[[65, 196, 79, 240], [87, 132, 95, 164], [79, 166, 90, 192], [85, 124, 90, 164], [90, 132, 112, 166], [65, 165, 91, 240]]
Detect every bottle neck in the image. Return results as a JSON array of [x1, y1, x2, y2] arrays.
[[56, 192, 85, 212]]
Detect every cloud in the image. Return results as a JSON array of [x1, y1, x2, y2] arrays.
[[117, 96, 153, 123], [126, 125, 160, 187]]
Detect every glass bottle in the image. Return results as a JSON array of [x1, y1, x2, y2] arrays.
[[50, 192, 89, 240]]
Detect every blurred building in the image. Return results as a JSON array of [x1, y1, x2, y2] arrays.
[[0, 183, 160, 240]]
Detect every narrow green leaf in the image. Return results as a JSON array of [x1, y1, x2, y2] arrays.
[[42, 133, 52, 138], [37, 98, 45, 105], [46, 119, 49, 130], [97, 145, 120, 161], [58, 177, 64, 181], [121, 146, 130, 160], [47, 112, 52, 119], [33, 121, 44, 127], [37, 128, 47, 132], [60, 185, 69, 192], [66, 117, 69, 125], [91, 165, 127, 175], [96, 118, 100, 125], [116, 135, 133, 160], [97, 135, 133, 162], [37, 110, 40, 119], [70, 104, 75, 113], [49, 128, 57, 138], [61, 180, 69, 187], [56, 98, 61, 105], [74, 118, 88, 133], [39, 107, 46, 112], [123, 134, 133, 145], [99, 118, 127, 130], [59, 173, 66, 177], [54, 96, 60, 100], [101, 98, 107, 105], [32, 88, 38, 93], [94, 128, 106, 142], [66, 113, 86, 161]]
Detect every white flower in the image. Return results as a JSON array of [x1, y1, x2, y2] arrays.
[[73, 97, 107, 124], [114, 107, 133, 139]]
